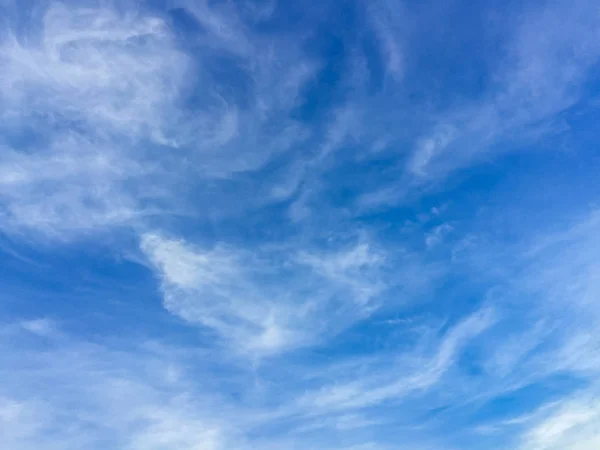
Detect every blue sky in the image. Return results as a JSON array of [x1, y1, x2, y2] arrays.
[[1, 0, 600, 448]]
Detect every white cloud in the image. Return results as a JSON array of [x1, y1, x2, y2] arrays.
[[0, 3, 188, 140], [425, 223, 454, 248], [367, 0, 405, 81], [297, 240, 386, 306], [0, 323, 232, 450], [0, 134, 143, 237], [518, 394, 600, 450], [0, 397, 53, 449], [19, 318, 59, 337], [0, 0, 318, 238], [140, 232, 389, 356], [421, 208, 600, 430], [0, 2, 188, 237], [407, 0, 600, 178], [1, 1, 599, 449], [1, 317, 420, 450], [295, 307, 495, 413]]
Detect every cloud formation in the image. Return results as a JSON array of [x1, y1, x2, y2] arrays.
[[140, 232, 389, 355], [2, 0, 600, 449]]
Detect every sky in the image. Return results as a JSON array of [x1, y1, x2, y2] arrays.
[[1, 0, 600, 449]]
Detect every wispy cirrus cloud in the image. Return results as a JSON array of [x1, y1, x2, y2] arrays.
[[0, 2, 187, 237], [294, 307, 495, 413], [0, 0, 317, 238], [0, 322, 233, 450], [495, 389, 600, 450], [2, 0, 600, 449], [357, 0, 600, 211], [408, 0, 600, 179], [140, 232, 390, 355], [0, 3, 188, 139]]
